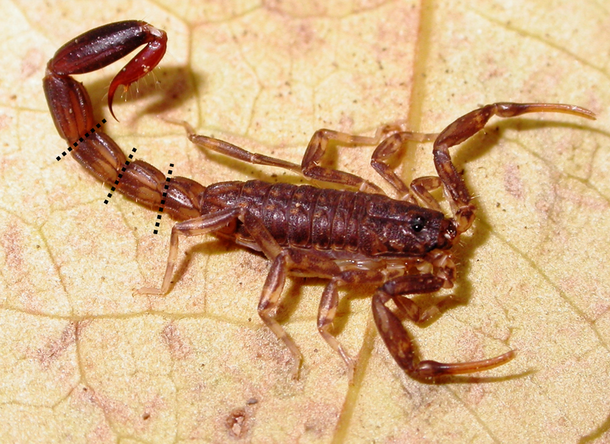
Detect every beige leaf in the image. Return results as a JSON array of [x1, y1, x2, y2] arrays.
[[1, 0, 609, 442]]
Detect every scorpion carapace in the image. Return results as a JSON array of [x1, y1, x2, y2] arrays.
[[44, 20, 596, 382]]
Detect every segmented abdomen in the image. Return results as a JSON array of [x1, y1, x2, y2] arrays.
[[201, 180, 370, 251]]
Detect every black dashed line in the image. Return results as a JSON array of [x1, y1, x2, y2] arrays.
[[104, 147, 137, 204], [153, 163, 174, 234], [55, 119, 107, 161]]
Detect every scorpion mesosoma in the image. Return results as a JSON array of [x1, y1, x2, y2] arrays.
[[44, 20, 596, 382]]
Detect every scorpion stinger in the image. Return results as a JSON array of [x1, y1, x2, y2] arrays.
[[44, 20, 596, 383]]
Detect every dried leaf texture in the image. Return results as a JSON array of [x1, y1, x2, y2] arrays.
[[1, 0, 609, 443]]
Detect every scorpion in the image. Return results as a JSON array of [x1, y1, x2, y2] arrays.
[[43, 20, 596, 382]]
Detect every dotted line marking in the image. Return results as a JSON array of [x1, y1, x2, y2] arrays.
[[104, 148, 137, 204], [154, 164, 174, 234], [55, 119, 107, 161]]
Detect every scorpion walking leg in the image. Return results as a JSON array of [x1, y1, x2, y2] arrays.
[[181, 121, 437, 198], [137, 203, 292, 296], [408, 176, 443, 211], [135, 205, 304, 364], [433, 102, 596, 233], [372, 274, 515, 380], [318, 279, 355, 379], [317, 268, 389, 382], [134, 202, 306, 373], [369, 131, 437, 202], [136, 207, 249, 295], [176, 121, 304, 175], [257, 250, 304, 377], [302, 129, 436, 195], [137, 200, 347, 378], [259, 248, 352, 378]]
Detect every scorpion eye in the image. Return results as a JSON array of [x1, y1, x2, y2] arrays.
[[410, 215, 425, 232]]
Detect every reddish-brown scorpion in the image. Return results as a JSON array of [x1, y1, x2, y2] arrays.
[[43, 20, 596, 382]]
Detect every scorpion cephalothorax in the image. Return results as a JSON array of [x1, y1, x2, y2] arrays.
[[44, 20, 596, 382]]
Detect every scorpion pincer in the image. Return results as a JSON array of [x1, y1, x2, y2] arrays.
[[44, 20, 596, 382]]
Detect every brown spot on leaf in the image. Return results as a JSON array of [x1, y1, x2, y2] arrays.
[[2, 222, 24, 272], [226, 407, 249, 438], [504, 163, 523, 200], [34, 322, 77, 369], [0, 113, 11, 132], [21, 48, 44, 78], [161, 322, 192, 360]]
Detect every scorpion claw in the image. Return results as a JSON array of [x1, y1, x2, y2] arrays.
[[413, 350, 517, 379]]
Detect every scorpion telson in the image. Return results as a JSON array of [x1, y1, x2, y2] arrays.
[[44, 20, 596, 382]]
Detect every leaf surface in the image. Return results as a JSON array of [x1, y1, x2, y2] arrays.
[[1, 0, 610, 442]]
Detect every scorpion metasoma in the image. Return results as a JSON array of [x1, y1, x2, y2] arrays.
[[43, 20, 596, 382]]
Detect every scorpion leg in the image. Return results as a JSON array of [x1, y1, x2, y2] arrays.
[[433, 102, 595, 233], [179, 119, 438, 199], [179, 122, 388, 192], [369, 131, 438, 202], [318, 279, 355, 379], [257, 250, 341, 378], [173, 120, 303, 174], [257, 250, 302, 375], [409, 176, 443, 211], [302, 129, 436, 195], [135, 204, 305, 374], [137, 200, 351, 378], [372, 274, 515, 380], [259, 247, 363, 378], [317, 268, 390, 382], [135, 204, 307, 372], [188, 125, 387, 192], [136, 207, 249, 295]]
